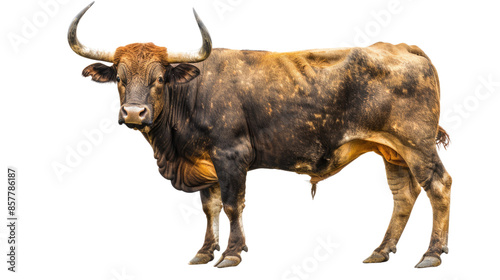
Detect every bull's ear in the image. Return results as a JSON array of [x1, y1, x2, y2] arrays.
[[82, 63, 117, 83], [167, 64, 200, 84]]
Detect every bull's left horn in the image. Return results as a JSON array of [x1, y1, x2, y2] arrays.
[[166, 9, 212, 64], [68, 2, 115, 63]]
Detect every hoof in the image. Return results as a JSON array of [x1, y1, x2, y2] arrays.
[[363, 251, 389, 263], [415, 255, 441, 268], [189, 253, 213, 265], [214, 255, 241, 268], [442, 246, 449, 254]]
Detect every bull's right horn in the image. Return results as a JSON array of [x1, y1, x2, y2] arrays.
[[68, 2, 115, 63]]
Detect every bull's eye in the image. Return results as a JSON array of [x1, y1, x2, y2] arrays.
[[116, 76, 121, 82], [158, 76, 164, 84]]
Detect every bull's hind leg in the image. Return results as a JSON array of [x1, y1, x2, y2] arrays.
[[412, 155, 452, 268], [364, 160, 421, 263], [189, 184, 223, 264]]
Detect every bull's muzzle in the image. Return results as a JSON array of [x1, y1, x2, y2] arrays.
[[118, 104, 152, 129]]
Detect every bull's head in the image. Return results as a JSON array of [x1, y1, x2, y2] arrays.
[[68, 2, 211, 132]]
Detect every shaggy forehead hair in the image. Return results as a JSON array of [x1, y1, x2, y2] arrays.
[[113, 43, 169, 67]]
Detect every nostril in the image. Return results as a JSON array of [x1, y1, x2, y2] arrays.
[[121, 106, 128, 117], [139, 108, 147, 118]]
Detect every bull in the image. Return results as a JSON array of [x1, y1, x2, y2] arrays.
[[68, 2, 452, 268]]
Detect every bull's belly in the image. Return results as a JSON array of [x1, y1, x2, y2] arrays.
[[251, 139, 407, 183]]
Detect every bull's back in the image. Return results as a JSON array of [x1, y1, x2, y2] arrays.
[[200, 43, 438, 107]]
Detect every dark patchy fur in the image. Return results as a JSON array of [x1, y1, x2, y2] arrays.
[[79, 42, 452, 268]]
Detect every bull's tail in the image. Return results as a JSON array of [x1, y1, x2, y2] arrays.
[[436, 126, 450, 149]]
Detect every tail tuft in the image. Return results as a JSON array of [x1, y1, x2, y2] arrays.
[[436, 126, 450, 149]]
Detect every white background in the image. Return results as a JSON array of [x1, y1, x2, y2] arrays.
[[1, 0, 499, 279]]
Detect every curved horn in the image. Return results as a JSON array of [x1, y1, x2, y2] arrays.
[[68, 2, 115, 62], [166, 9, 212, 64]]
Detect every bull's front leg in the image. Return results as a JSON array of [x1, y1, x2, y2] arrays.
[[211, 144, 252, 268], [189, 184, 222, 265]]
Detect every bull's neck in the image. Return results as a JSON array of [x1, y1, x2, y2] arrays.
[[145, 82, 196, 161], [165, 83, 197, 130], [142, 82, 216, 192]]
